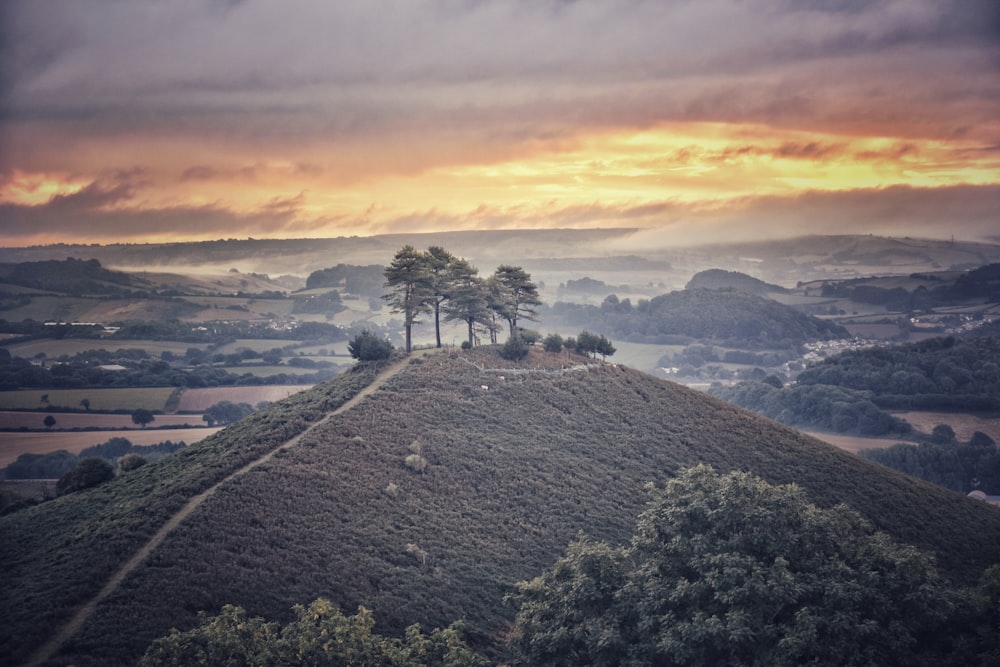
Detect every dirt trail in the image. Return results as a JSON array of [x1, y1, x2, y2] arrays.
[[25, 353, 423, 667]]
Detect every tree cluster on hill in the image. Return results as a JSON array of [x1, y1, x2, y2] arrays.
[[0, 258, 137, 295], [547, 288, 847, 349], [509, 466, 988, 666], [861, 430, 1000, 495], [796, 335, 1000, 411], [383, 246, 541, 352], [709, 380, 911, 437], [291, 289, 346, 316], [305, 263, 387, 298], [818, 262, 1000, 310]]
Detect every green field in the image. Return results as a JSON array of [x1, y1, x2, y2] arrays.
[[0, 387, 175, 412]]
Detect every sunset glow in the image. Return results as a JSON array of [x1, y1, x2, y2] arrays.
[[1, 1, 998, 246]]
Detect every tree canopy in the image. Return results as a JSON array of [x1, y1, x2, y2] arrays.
[[492, 265, 542, 338], [140, 598, 488, 667], [510, 465, 963, 666], [383, 245, 433, 353]]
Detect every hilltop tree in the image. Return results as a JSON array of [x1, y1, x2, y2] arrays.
[[510, 465, 961, 666], [442, 259, 492, 348], [131, 408, 155, 429], [492, 265, 542, 339], [383, 245, 432, 354], [43, 414, 57, 429], [574, 331, 616, 359], [424, 246, 457, 348]]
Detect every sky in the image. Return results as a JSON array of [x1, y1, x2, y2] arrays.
[[1, 0, 998, 248]]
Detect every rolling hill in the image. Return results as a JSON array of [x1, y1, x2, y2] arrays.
[[2, 347, 999, 666]]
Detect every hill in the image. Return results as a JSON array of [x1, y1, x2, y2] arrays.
[[547, 287, 849, 348], [0, 258, 140, 296], [2, 348, 999, 665], [685, 268, 788, 296]]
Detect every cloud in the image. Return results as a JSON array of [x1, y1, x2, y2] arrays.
[[1, 1, 998, 247], [606, 184, 1000, 249]]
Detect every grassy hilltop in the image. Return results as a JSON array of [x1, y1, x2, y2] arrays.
[[2, 346, 1000, 665]]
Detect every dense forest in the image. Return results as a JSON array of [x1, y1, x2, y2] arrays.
[[546, 288, 848, 348], [861, 428, 1000, 495], [820, 262, 1000, 308], [708, 380, 910, 437], [796, 334, 1000, 411]]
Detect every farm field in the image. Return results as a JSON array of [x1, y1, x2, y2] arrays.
[[0, 427, 220, 467], [0, 387, 175, 411], [0, 411, 204, 431], [803, 430, 908, 454], [5, 338, 209, 359], [894, 411, 1000, 443], [229, 364, 332, 377], [175, 385, 312, 411]]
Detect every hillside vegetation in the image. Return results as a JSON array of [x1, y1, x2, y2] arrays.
[[2, 348, 999, 665], [547, 287, 848, 348]]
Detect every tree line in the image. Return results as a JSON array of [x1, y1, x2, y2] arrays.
[[382, 245, 541, 352]]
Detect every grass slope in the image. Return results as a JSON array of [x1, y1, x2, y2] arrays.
[[0, 362, 384, 666], [3, 348, 1000, 666]]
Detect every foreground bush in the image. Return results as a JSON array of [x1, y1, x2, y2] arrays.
[[510, 465, 967, 666], [140, 598, 488, 667]]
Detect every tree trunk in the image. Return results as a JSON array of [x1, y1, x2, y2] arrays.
[[467, 320, 474, 347], [435, 302, 442, 348], [404, 324, 412, 354]]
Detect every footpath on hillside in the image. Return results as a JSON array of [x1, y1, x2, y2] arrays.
[[26, 352, 426, 667]]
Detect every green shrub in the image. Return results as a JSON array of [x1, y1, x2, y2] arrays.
[[500, 335, 529, 360], [57, 457, 114, 495], [542, 333, 564, 353], [348, 330, 394, 361], [117, 453, 148, 473]]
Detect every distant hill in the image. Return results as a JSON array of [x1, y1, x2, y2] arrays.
[[0, 257, 140, 295], [547, 287, 849, 348], [2, 347, 998, 666], [685, 268, 788, 296]]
